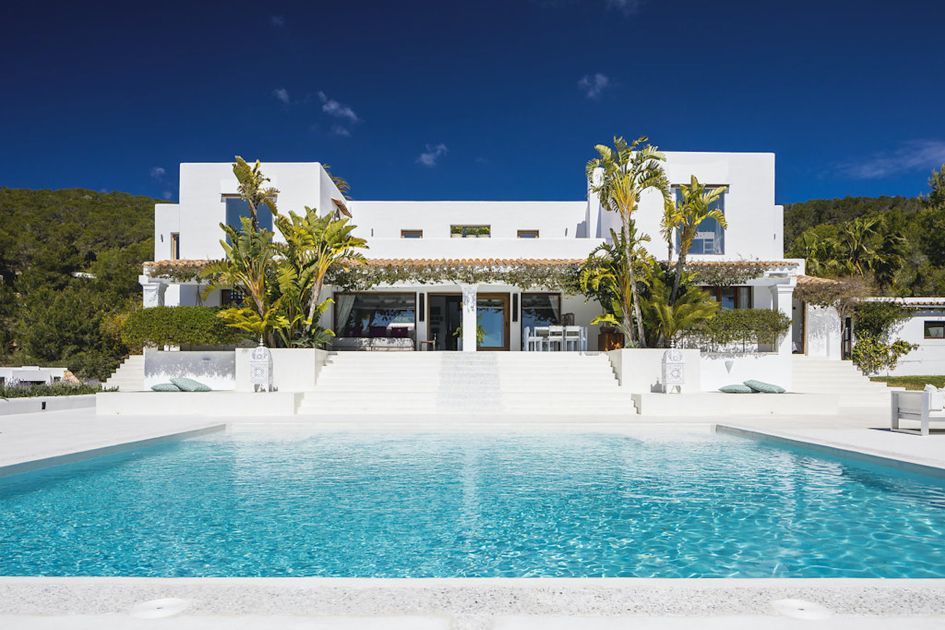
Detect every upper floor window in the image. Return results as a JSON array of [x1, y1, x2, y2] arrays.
[[169, 232, 180, 260], [517, 230, 540, 239], [451, 225, 491, 238], [703, 286, 752, 310], [674, 187, 726, 255], [925, 321, 945, 339], [223, 195, 274, 234], [401, 229, 423, 239]]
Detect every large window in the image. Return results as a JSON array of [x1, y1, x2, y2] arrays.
[[224, 195, 273, 234], [925, 321, 945, 339], [521, 293, 561, 333], [674, 187, 726, 255], [335, 293, 416, 340], [703, 286, 752, 309], [450, 225, 491, 238]]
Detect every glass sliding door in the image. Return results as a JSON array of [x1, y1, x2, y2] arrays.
[[477, 294, 509, 350]]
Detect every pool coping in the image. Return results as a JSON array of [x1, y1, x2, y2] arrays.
[[715, 424, 945, 478], [1, 577, 945, 618], [0, 423, 226, 478]]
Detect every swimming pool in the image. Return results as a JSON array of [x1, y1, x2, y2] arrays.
[[2, 430, 945, 577]]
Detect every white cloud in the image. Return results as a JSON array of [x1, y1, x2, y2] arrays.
[[273, 88, 290, 104], [162, 190, 174, 200], [271, 15, 285, 27], [578, 73, 610, 99], [150, 166, 166, 180], [838, 140, 945, 179], [417, 143, 448, 167], [604, 0, 644, 15], [330, 124, 351, 137], [318, 91, 359, 123]]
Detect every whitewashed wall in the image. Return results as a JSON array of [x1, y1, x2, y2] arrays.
[[804, 305, 842, 359], [885, 309, 945, 376], [700, 352, 792, 391], [607, 348, 702, 393], [599, 152, 782, 261]]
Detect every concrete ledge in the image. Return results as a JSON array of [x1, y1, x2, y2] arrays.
[[0, 394, 96, 416], [632, 392, 839, 416], [0, 424, 225, 478], [1, 577, 944, 618], [96, 392, 302, 416]]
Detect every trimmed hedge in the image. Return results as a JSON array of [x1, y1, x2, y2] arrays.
[[0, 382, 106, 398], [681, 309, 792, 352], [121, 306, 248, 349]]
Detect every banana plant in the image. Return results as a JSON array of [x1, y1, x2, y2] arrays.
[[668, 176, 727, 304]]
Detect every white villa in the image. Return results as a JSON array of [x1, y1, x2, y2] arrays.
[[140, 153, 802, 356]]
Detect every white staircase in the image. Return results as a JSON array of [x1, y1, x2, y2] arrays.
[[103, 354, 145, 391], [297, 352, 635, 416], [791, 355, 898, 409]]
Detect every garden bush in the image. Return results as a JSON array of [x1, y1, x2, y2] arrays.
[[0, 382, 107, 398], [120, 306, 249, 350], [680, 309, 791, 352]]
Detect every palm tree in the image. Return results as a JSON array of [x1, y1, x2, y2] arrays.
[[643, 272, 718, 347], [272, 209, 367, 334], [586, 136, 671, 346], [669, 176, 727, 304], [579, 228, 653, 343], [232, 156, 280, 230], [836, 215, 881, 276], [201, 217, 278, 344]]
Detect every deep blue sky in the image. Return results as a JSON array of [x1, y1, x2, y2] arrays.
[[2, 0, 943, 204]]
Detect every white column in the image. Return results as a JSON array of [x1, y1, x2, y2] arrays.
[[771, 282, 795, 356], [461, 284, 478, 352], [139, 275, 167, 308]]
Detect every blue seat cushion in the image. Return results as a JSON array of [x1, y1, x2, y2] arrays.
[[170, 377, 211, 392], [719, 383, 755, 394], [151, 382, 182, 392], [744, 379, 786, 394]]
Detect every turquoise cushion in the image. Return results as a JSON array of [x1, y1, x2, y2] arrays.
[[151, 382, 181, 392], [170, 377, 211, 392], [744, 379, 786, 394], [719, 383, 755, 394]]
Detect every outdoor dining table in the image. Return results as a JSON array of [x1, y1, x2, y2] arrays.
[[526, 325, 587, 352]]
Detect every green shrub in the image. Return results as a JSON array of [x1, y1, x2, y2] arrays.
[[851, 338, 916, 375], [681, 309, 792, 352], [121, 306, 248, 350], [852, 301, 910, 340], [0, 382, 108, 398]]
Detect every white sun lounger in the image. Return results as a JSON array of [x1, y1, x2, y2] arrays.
[[890, 389, 945, 436]]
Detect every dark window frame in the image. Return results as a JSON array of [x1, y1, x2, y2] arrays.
[[333, 291, 418, 340], [450, 224, 491, 238], [517, 229, 540, 239], [520, 292, 562, 339], [702, 285, 753, 309], [925, 321, 945, 340], [401, 229, 423, 239]]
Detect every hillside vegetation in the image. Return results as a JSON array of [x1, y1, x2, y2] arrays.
[[0, 188, 159, 379], [785, 166, 945, 296]]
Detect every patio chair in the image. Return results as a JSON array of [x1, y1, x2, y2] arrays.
[[529, 326, 549, 351], [564, 326, 582, 352], [546, 326, 564, 352]]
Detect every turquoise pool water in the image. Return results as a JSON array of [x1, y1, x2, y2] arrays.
[[2, 431, 945, 577]]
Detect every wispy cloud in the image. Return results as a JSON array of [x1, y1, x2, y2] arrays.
[[162, 190, 174, 200], [318, 91, 359, 123], [270, 15, 285, 27], [578, 73, 610, 99], [330, 124, 351, 137], [273, 88, 290, 104], [604, 0, 644, 16], [532, 0, 644, 17], [417, 143, 448, 167], [150, 166, 166, 180], [837, 140, 945, 179]]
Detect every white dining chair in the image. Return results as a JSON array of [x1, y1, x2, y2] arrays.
[[546, 326, 564, 352], [564, 326, 582, 352]]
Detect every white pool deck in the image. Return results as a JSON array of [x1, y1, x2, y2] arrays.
[[4, 405, 945, 628]]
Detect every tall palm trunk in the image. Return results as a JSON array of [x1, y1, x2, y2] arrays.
[[622, 217, 647, 347], [670, 250, 687, 306]]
